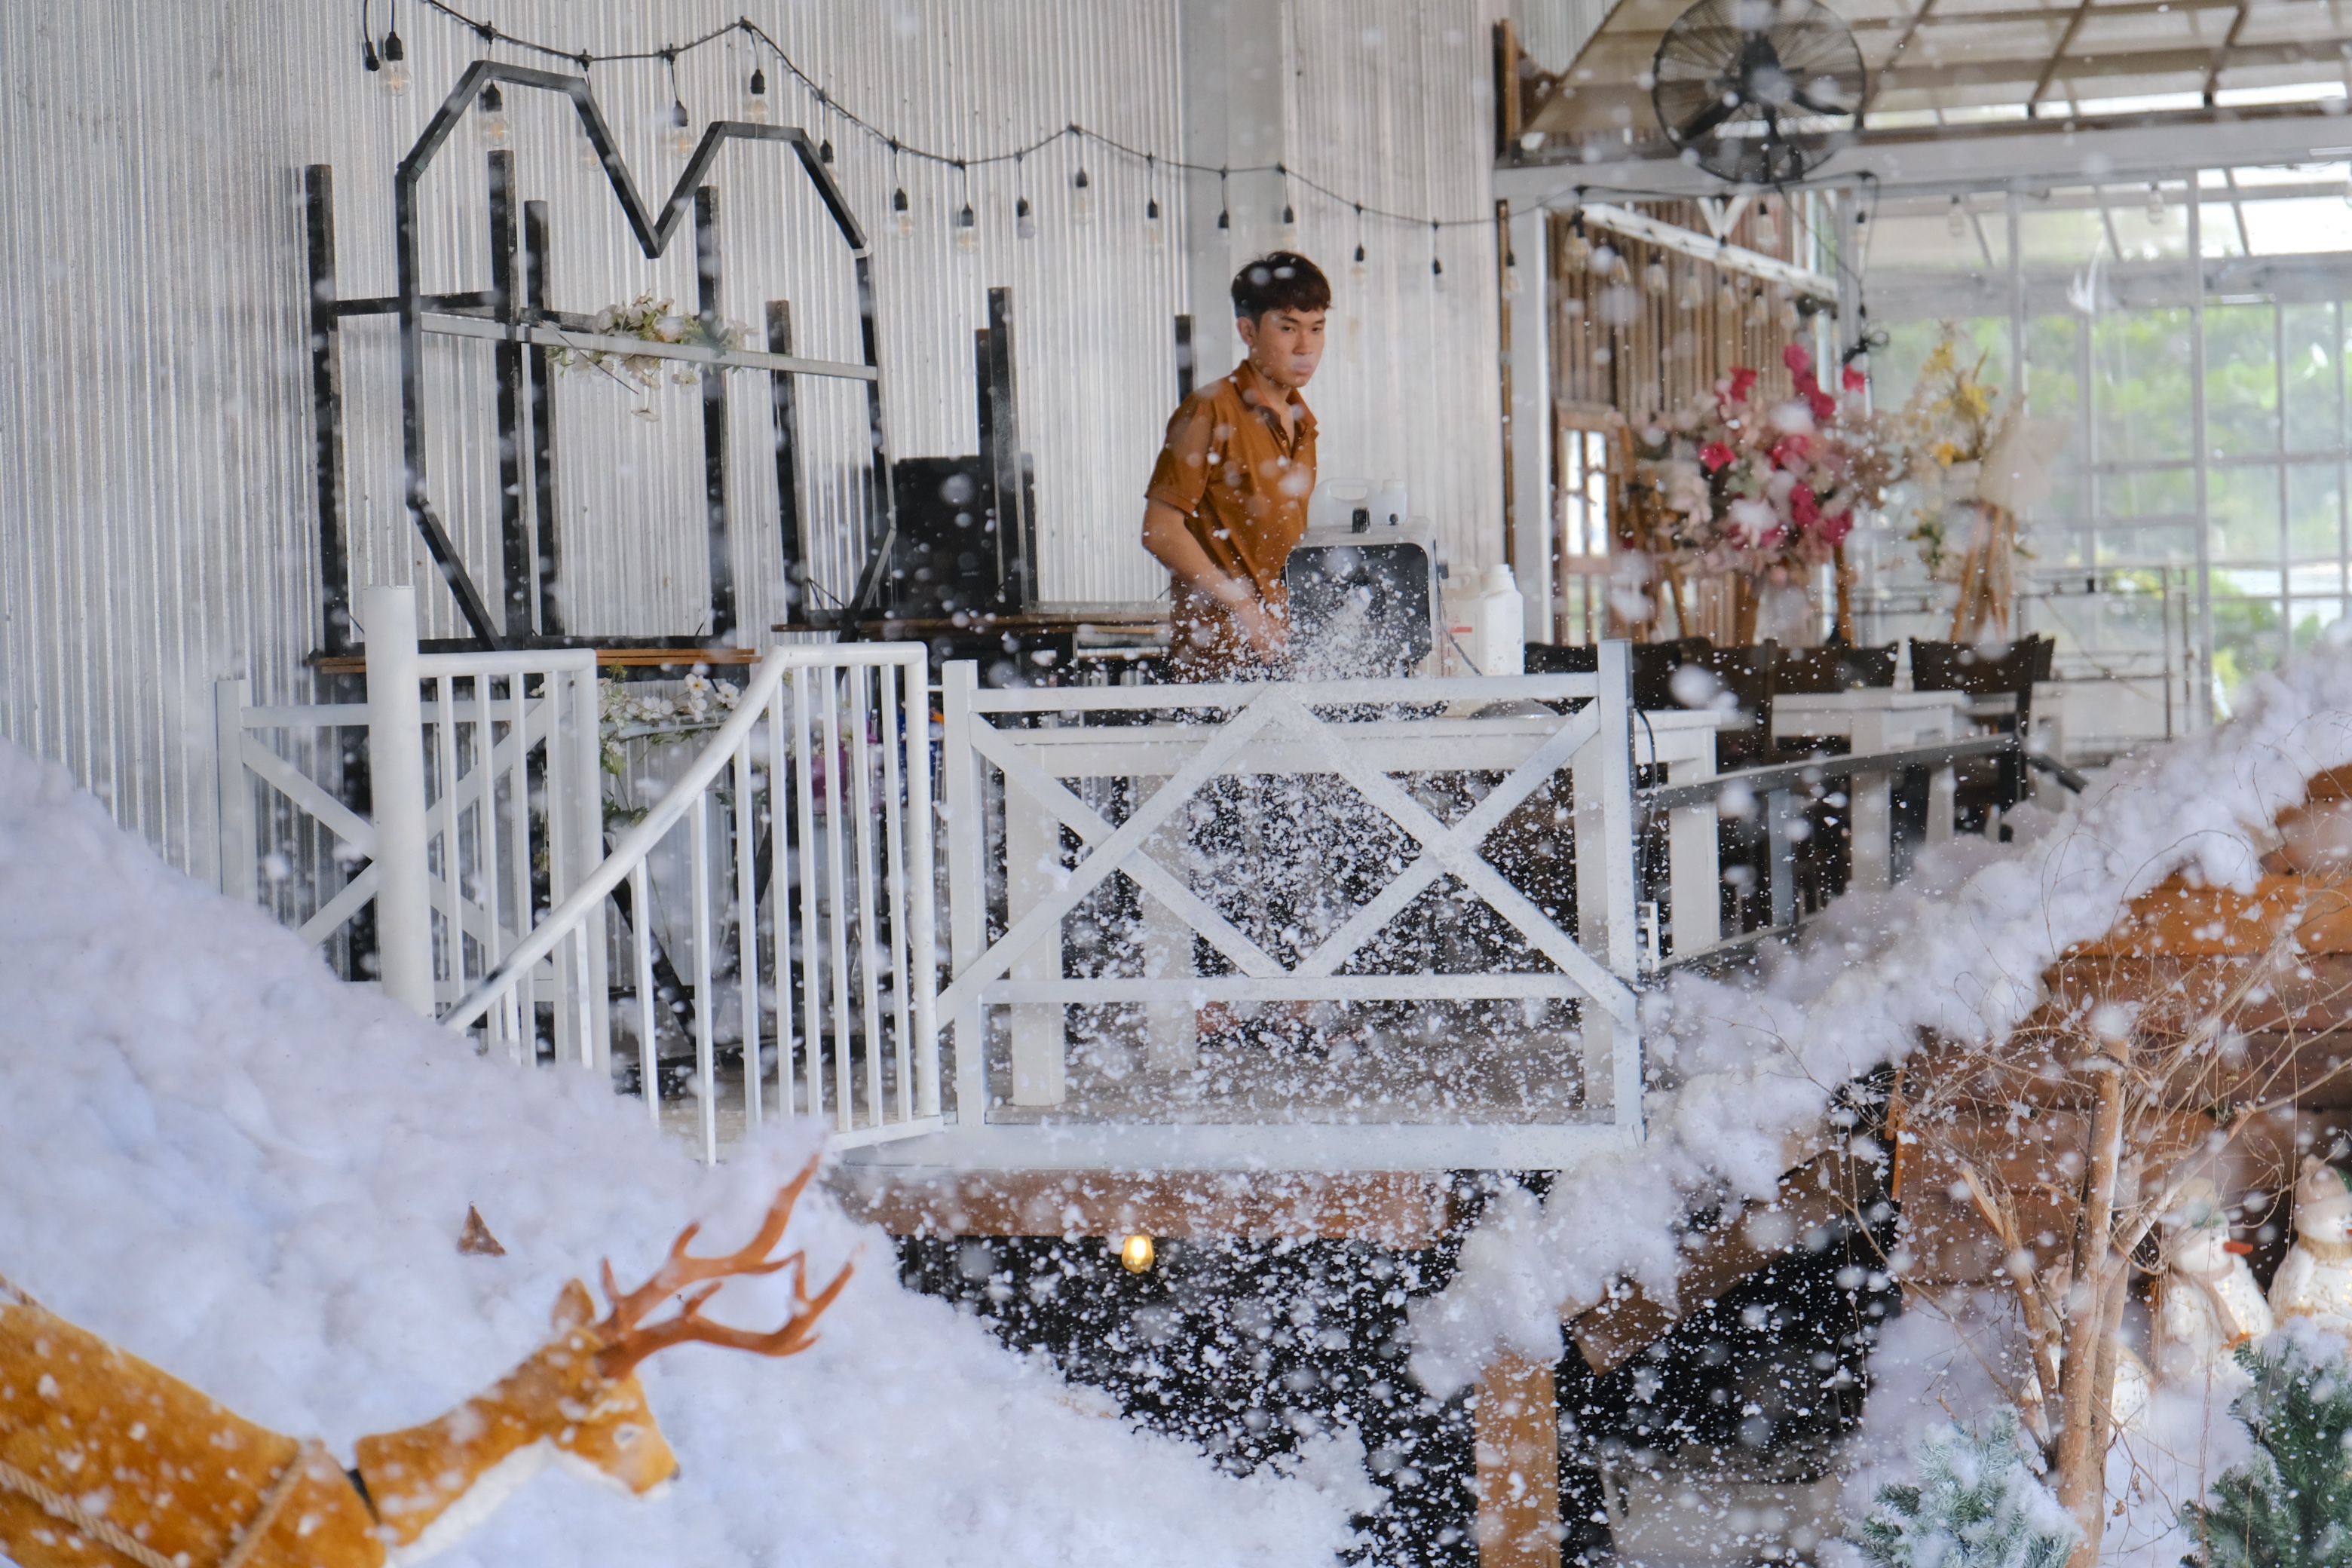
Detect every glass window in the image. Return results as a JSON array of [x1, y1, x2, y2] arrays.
[[2210, 464, 2283, 566], [2093, 310, 2194, 464], [2287, 461, 2345, 565], [2283, 302, 2342, 455], [2204, 302, 2280, 458]]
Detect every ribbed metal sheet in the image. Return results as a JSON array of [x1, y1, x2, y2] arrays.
[[0, 0, 1508, 880], [1512, 0, 1619, 74]]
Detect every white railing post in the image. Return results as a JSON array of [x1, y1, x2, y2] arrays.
[[213, 678, 256, 904], [1573, 640, 1644, 1138], [365, 586, 434, 1016], [940, 660, 987, 1123]]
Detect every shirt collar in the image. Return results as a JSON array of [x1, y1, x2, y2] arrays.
[[1231, 357, 1315, 437]]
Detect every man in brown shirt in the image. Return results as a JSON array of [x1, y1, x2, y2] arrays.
[[1142, 253, 1330, 679]]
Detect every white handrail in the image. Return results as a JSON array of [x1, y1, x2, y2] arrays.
[[445, 647, 770, 1033]]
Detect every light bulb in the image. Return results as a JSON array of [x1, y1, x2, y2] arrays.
[[893, 187, 911, 240], [1072, 168, 1092, 225], [1564, 222, 1591, 271], [1120, 1234, 1155, 1273], [1504, 253, 1524, 295], [1216, 207, 1230, 232], [1644, 259, 1669, 296], [1145, 196, 1162, 250], [1015, 196, 1037, 240], [1279, 203, 1300, 250], [381, 31, 409, 96], [668, 103, 695, 158], [1717, 280, 1736, 313], [1948, 195, 1968, 238], [1610, 255, 1631, 286], [1350, 243, 1367, 286], [954, 203, 977, 253], [477, 84, 510, 149], [1756, 204, 1779, 248], [1678, 269, 1700, 310], [2146, 182, 2165, 224], [746, 95, 770, 126], [1432, 256, 1447, 292], [1748, 289, 1769, 324]]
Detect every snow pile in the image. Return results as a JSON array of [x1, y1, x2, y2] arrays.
[[1413, 629, 2352, 1391], [0, 740, 1364, 1568]]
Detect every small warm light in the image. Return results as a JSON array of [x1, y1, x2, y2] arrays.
[[1351, 240, 1368, 286], [476, 83, 511, 149], [746, 66, 770, 124], [668, 101, 695, 158], [1073, 167, 1094, 226], [954, 202, 977, 253], [1643, 259, 1669, 296], [2146, 182, 2166, 224], [893, 187, 912, 240], [1563, 222, 1592, 271], [381, 30, 409, 96], [1947, 194, 1968, 238], [1120, 1234, 1155, 1273], [1015, 195, 1037, 240]]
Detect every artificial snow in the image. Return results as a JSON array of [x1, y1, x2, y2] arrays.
[[0, 740, 1363, 1568], [1413, 626, 2352, 1398]]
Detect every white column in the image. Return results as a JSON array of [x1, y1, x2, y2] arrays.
[[213, 679, 255, 904], [1507, 202, 1552, 642], [1004, 761, 1067, 1107], [1133, 776, 1199, 1073], [363, 586, 433, 1016], [1664, 732, 1720, 958]]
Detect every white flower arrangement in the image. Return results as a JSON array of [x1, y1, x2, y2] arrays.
[[599, 672, 742, 771], [550, 293, 754, 421]]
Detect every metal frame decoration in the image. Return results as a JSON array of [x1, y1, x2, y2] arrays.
[[307, 60, 896, 653]]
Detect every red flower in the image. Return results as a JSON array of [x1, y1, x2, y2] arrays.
[[1782, 343, 1813, 379], [1727, 367, 1759, 403], [1770, 434, 1811, 468], [1699, 441, 1737, 472], [1842, 366, 1867, 393], [1789, 485, 1820, 526], [1805, 387, 1837, 423], [1818, 510, 1853, 547]]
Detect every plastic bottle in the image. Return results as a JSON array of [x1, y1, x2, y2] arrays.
[[1461, 564, 1526, 677]]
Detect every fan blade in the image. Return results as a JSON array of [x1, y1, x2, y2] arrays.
[[1675, 97, 1743, 143], [1787, 90, 1851, 117]]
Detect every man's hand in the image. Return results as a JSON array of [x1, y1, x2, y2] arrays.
[[1142, 498, 1282, 660], [1226, 593, 1283, 660]]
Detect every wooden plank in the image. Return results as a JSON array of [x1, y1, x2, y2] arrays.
[[825, 1168, 1461, 1247], [312, 647, 764, 674], [1474, 1351, 1562, 1568], [2068, 872, 2352, 956]]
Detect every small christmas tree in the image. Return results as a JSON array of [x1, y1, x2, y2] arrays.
[[2181, 1339, 2352, 1568], [1854, 1413, 2080, 1568]]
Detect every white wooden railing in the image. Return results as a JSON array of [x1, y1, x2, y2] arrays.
[[440, 639, 941, 1163]]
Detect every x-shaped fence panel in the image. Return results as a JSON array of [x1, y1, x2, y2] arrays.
[[937, 648, 1644, 1140]]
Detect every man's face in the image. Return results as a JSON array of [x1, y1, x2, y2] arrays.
[[1236, 308, 1327, 392]]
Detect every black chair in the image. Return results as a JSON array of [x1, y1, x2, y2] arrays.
[[1523, 642, 1599, 675], [1908, 635, 2054, 826], [1773, 642, 1899, 694]]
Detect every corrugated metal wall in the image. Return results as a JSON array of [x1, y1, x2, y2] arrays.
[[1511, 0, 1618, 74], [1, 0, 1511, 880]]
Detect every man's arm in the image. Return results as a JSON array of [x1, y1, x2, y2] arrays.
[[1141, 500, 1278, 657]]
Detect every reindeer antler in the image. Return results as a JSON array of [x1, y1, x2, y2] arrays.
[[593, 1158, 854, 1381]]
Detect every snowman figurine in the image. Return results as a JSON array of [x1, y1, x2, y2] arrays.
[[2269, 1156, 2352, 1332], [2152, 1179, 2274, 1385]]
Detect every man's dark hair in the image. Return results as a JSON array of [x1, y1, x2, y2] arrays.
[[1231, 253, 1332, 322]]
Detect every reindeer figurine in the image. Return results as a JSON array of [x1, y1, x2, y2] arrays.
[[0, 1162, 851, 1568]]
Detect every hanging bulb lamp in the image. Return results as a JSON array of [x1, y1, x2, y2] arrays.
[[381, 29, 409, 94], [1145, 195, 1162, 250], [746, 66, 770, 124], [2146, 182, 2166, 223], [954, 201, 977, 253], [667, 100, 695, 158], [1072, 167, 1093, 225], [1643, 259, 1669, 296], [893, 186, 911, 240], [1015, 195, 1037, 240], [1563, 219, 1592, 271], [476, 83, 511, 149], [1948, 195, 1968, 238]]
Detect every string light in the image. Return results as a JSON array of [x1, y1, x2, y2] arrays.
[[1144, 155, 1162, 250], [1120, 1235, 1155, 1273], [890, 142, 911, 239], [745, 62, 770, 125], [1279, 167, 1301, 249], [1717, 277, 1737, 313], [2146, 182, 2166, 223], [361, 1, 381, 73], [663, 51, 693, 159], [1643, 257, 1668, 296], [1563, 213, 1593, 271], [1503, 240, 1522, 296], [380, 0, 409, 96], [954, 161, 976, 254], [1215, 167, 1230, 234], [1755, 198, 1778, 250], [1351, 204, 1368, 285], [1947, 194, 1968, 238], [1072, 164, 1093, 226], [1430, 221, 1444, 291], [476, 81, 511, 148], [1677, 264, 1700, 310]]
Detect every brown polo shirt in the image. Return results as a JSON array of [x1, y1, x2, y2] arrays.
[[1144, 357, 1318, 679]]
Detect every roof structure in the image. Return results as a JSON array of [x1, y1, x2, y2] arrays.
[[1521, 0, 2352, 158]]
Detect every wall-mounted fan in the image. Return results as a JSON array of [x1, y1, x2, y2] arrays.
[[1651, 0, 1866, 185]]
